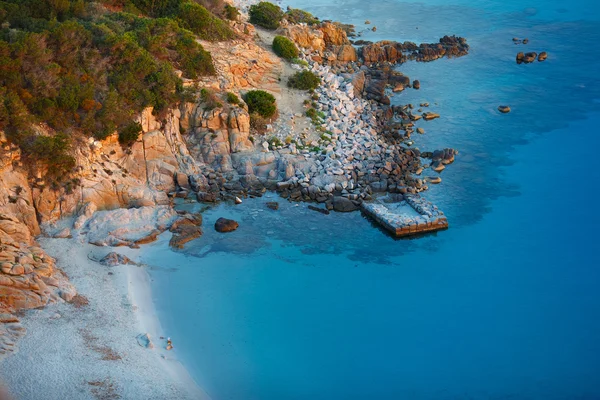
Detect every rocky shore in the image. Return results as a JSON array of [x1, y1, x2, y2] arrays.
[[1, 1, 468, 396]]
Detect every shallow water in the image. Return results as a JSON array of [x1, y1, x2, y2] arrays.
[[144, 1, 600, 399]]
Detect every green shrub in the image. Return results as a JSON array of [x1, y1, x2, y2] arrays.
[[249, 2, 283, 30], [291, 57, 309, 67], [130, 0, 182, 17], [177, 2, 234, 41], [288, 70, 321, 90], [21, 133, 76, 177], [244, 90, 277, 118], [199, 88, 223, 110], [272, 36, 298, 60], [118, 122, 143, 146], [226, 92, 240, 104], [285, 8, 319, 25], [224, 4, 239, 20]]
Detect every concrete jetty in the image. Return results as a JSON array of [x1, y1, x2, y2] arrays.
[[361, 194, 448, 237]]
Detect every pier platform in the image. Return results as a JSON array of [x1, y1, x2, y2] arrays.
[[360, 194, 448, 237]]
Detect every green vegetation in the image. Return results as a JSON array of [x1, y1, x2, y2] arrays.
[[285, 8, 319, 25], [224, 4, 240, 21], [244, 90, 277, 118], [118, 122, 142, 146], [305, 106, 325, 126], [177, 2, 234, 41], [288, 70, 321, 90], [291, 57, 309, 67], [200, 88, 223, 110], [272, 36, 298, 60], [0, 0, 227, 178], [21, 133, 75, 177], [249, 2, 283, 30], [226, 92, 240, 105]]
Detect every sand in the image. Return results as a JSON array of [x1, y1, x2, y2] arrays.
[[0, 235, 208, 400]]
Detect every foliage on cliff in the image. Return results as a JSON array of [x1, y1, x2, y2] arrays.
[[285, 8, 319, 25], [0, 0, 231, 177]]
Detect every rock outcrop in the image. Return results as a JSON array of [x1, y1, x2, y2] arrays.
[[278, 21, 354, 63], [361, 35, 469, 64], [81, 206, 180, 247]]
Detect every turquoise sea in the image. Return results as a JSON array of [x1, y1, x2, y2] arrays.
[[144, 1, 600, 399]]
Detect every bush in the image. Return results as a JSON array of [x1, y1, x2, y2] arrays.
[[288, 70, 321, 90], [249, 2, 283, 30], [244, 90, 276, 118], [285, 8, 319, 25], [118, 122, 143, 146], [226, 92, 240, 104], [249, 113, 269, 134], [177, 2, 234, 41], [224, 4, 239, 21], [272, 36, 298, 60], [199, 88, 223, 110], [291, 57, 309, 67]]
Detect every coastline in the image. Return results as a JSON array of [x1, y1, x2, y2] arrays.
[[0, 234, 207, 400]]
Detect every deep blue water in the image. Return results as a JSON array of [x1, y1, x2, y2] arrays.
[[144, 1, 600, 399]]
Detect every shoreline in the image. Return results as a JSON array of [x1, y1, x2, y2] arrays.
[[0, 234, 207, 400]]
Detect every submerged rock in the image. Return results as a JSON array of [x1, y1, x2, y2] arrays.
[[498, 105, 511, 113], [308, 205, 330, 215], [215, 218, 239, 233], [538, 51, 548, 62], [266, 202, 279, 210]]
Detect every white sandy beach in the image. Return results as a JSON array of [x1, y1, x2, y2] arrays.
[[0, 235, 208, 400]]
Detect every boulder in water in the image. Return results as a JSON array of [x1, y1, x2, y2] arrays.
[[215, 218, 239, 233]]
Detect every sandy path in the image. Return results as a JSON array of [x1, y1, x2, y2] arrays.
[[253, 27, 318, 142]]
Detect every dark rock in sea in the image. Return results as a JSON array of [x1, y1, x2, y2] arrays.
[[422, 112, 440, 121], [538, 51, 548, 62], [431, 148, 458, 165], [169, 225, 202, 249], [516, 52, 525, 64], [308, 205, 330, 215], [215, 217, 239, 233], [169, 214, 203, 248], [99, 252, 137, 267], [266, 202, 279, 210], [523, 52, 537, 63], [498, 105, 511, 113], [332, 196, 359, 212], [413, 79, 420, 89]]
